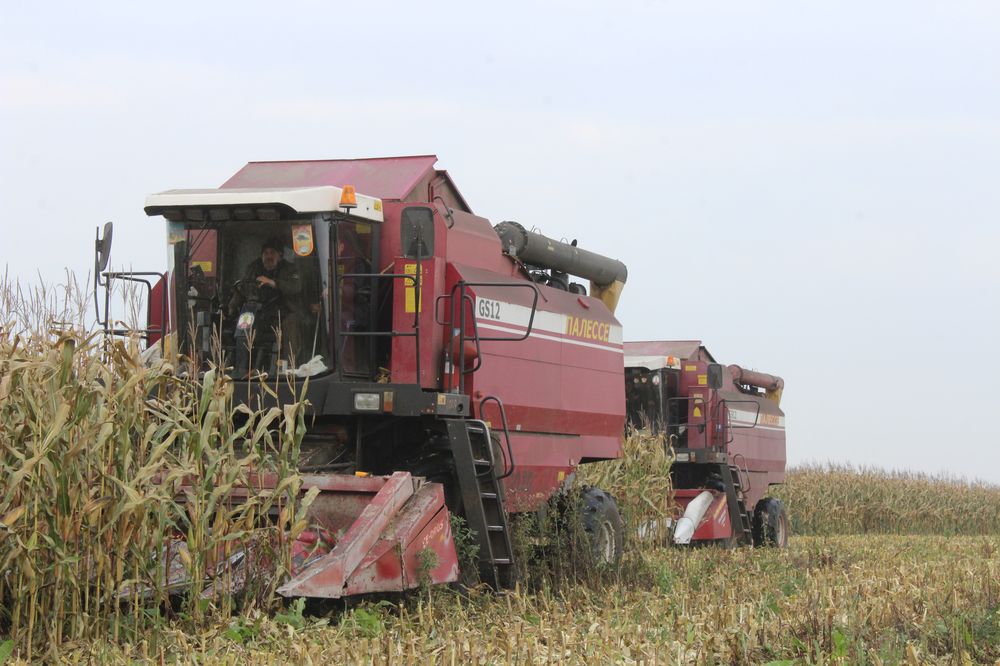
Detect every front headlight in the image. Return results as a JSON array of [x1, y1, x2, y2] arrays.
[[353, 392, 381, 411]]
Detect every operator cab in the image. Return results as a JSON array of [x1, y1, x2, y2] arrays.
[[624, 344, 728, 449], [144, 186, 384, 380]]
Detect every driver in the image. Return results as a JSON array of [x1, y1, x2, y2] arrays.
[[229, 237, 303, 367]]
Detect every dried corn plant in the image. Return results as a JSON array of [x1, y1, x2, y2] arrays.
[[0, 270, 90, 339], [505, 428, 677, 590], [0, 320, 310, 659], [576, 427, 676, 545]]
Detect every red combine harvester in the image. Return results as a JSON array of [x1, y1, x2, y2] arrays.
[[624, 342, 788, 546], [93, 155, 786, 599]]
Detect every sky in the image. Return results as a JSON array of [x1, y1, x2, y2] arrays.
[[2, 1, 999, 481]]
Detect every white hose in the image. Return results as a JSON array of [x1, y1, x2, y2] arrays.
[[673, 491, 715, 544]]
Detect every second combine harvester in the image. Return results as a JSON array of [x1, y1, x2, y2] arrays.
[[96, 155, 788, 599]]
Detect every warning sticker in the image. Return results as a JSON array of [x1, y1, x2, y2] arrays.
[[404, 263, 425, 313]]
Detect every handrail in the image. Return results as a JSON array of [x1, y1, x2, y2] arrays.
[[715, 399, 761, 446], [664, 396, 709, 449], [337, 270, 420, 382], [731, 453, 751, 493], [478, 395, 515, 480], [98, 271, 167, 344], [440, 281, 539, 393]]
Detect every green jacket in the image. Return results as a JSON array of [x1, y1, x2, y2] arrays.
[[229, 258, 303, 317]]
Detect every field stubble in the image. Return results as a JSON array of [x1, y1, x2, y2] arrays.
[[61, 535, 1000, 665]]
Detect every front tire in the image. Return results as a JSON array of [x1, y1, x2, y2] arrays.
[[580, 487, 624, 566], [752, 497, 790, 548]]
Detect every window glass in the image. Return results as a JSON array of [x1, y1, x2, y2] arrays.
[[173, 219, 331, 378]]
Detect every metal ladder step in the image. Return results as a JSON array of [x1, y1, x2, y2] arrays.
[[729, 465, 754, 537], [721, 463, 753, 543], [445, 419, 515, 590]]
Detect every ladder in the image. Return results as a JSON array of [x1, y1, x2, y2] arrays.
[[721, 464, 753, 545], [445, 419, 514, 589]]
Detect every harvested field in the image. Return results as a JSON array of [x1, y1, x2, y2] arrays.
[[51, 535, 1000, 665]]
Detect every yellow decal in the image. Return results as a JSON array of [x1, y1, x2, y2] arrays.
[[693, 407, 702, 418], [437, 394, 447, 406], [373, 200, 383, 212], [292, 224, 314, 256], [760, 413, 781, 427], [404, 263, 424, 313], [356, 223, 371, 234], [564, 315, 611, 342], [190, 260, 212, 274], [557, 471, 566, 482], [697, 374, 707, 385], [685, 364, 698, 372]]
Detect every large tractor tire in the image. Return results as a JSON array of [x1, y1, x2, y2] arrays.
[[580, 487, 624, 566], [752, 497, 790, 548]]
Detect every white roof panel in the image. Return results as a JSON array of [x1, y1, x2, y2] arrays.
[[624, 354, 682, 371], [143, 185, 384, 222]]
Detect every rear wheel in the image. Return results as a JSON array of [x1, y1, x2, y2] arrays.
[[752, 497, 789, 548], [580, 487, 624, 566]]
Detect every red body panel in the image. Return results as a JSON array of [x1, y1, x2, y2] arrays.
[[442, 264, 625, 512]]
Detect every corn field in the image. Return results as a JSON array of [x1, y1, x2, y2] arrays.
[[776, 464, 1000, 536], [2, 275, 1000, 664]]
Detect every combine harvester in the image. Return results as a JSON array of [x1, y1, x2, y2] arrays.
[[94, 155, 787, 599]]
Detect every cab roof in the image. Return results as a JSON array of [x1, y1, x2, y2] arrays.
[[624, 340, 717, 369], [221, 155, 472, 212]]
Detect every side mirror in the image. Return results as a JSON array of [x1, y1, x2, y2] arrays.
[[96, 222, 114, 272], [400, 207, 435, 259], [707, 363, 725, 390]]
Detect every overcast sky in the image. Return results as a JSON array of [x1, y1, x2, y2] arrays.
[[3, 1, 998, 481]]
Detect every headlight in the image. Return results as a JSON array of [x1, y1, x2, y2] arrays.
[[353, 392, 381, 411]]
